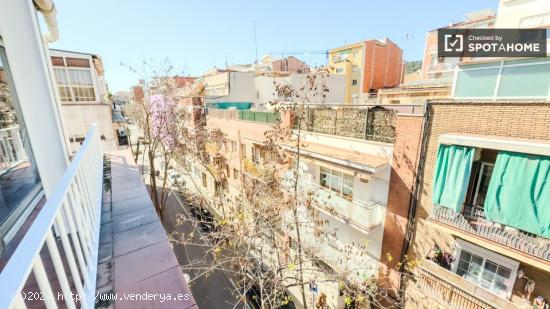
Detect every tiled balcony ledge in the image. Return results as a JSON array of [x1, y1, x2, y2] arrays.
[[430, 205, 550, 263], [96, 149, 197, 309], [416, 260, 516, 309]]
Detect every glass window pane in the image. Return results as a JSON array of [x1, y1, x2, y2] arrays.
[[493, 266, 512, 295], [0, 46, 42, 241], [342, 174, 353, 199], [497, 63, 550, 97], [454, 68, 499, 98], [330, 170, 342, 194], [481, 261, 498, 288], [320, 167, 330, 189], [53, 68, 69, 85], [475, 164, 494, 206], [466, 254, 484, 282], [68, 69, 93, 86]]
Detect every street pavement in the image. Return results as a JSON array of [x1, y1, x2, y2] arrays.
[[162, 189, 242, 309]]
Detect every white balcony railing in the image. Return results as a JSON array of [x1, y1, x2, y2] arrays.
[[283, 208, 379, 283], [285, 172, 384, 232], [0, 125, 27, 171], [0, 124, 103, 309]]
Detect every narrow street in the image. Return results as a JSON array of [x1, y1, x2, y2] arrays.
[[161, 189, 242, 309]]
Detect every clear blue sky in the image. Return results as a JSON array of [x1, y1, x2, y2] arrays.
[[49, 0, 498, 92]]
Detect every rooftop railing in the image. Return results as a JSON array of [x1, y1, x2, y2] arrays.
[[430, 205, 550, 261], [294, 105, 399, 143], [208, 108, 280, 124], [0, 124, 103, 309]]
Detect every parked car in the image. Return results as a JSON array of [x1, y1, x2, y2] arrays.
[[168, 171, 181, 186]]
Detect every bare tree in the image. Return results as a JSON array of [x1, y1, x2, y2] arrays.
[[127, 65, 420, 308], [124, 60, 187, 220]]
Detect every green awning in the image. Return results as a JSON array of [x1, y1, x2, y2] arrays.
[[432, 145, 475, 212], [484, 151, 550, 238]]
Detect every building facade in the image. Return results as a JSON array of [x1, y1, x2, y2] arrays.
[[180, 102, 425, 308], [329, 38, 404, 104], [402, 57, 550, 309], [420, 10, 496, 81], [50, 49, 118, 150], [272, 56, 311, 73]]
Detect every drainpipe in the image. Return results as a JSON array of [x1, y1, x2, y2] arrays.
[[397, 100, 431, 305], [33, 0, 59, 43]]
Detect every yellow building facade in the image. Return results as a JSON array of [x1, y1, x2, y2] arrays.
[[329, 42, 364, 104]]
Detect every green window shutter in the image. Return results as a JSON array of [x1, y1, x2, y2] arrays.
[[484, 152, 550, 238], [432, 145, 475, 212]]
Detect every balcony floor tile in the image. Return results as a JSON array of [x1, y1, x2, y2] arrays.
[[113, 240, 179, 289], [115, 266, 198, 309], [113, 220, 167, 257], [94, 149, 196, 308]]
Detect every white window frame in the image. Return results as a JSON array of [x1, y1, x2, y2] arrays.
[[319, 166, 354, 200], [452, 239, 519, 299], [472, 162, 495, 208], [53, 65, 98, 103]]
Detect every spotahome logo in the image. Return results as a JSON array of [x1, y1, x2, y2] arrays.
[[438, 28, 547, 57]]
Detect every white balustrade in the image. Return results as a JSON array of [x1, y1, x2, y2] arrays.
[[0, 124, 103, 309], [0, 125, 27, 170]]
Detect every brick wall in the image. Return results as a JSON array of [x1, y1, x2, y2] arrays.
[[380, 114, 424, 293], [407, 101, 550, 304], [363, 39, 403, 92]]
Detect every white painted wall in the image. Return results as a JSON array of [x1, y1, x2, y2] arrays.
[[298, 130, 394, 163], [0, 0, 69, 196], [62, 104, 117, 151], [296, 159, 386, 263], [254, 74, 346, 109], [495, 0, 550, 28], [204, 71, 255, 104]]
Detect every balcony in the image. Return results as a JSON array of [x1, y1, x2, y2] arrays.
[[430, 205, 550, 261], [289, 213, 379, 283], [286, 173, 384, 232], [0, 125, 196, 308], [428, 62, 456, 73], [0, 125, 26, 170], [416, 260, 516, 309]]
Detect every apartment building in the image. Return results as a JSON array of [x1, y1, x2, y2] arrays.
[[377, 79, 451, 105], [203, 69, 255, 107], [0, 1, 196, 308], [329, 38, 404, 104], [183, 102, 425, 308], [420, 9, 496, 81], [400, 56, 550, 309], [50, 49, 119, 150], [495, 0, 550, 28], [253, 72, 346, 109], [272, 56, 311, 73]]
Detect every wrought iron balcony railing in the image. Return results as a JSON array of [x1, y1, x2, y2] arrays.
[[431, 205, 550, 261]]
